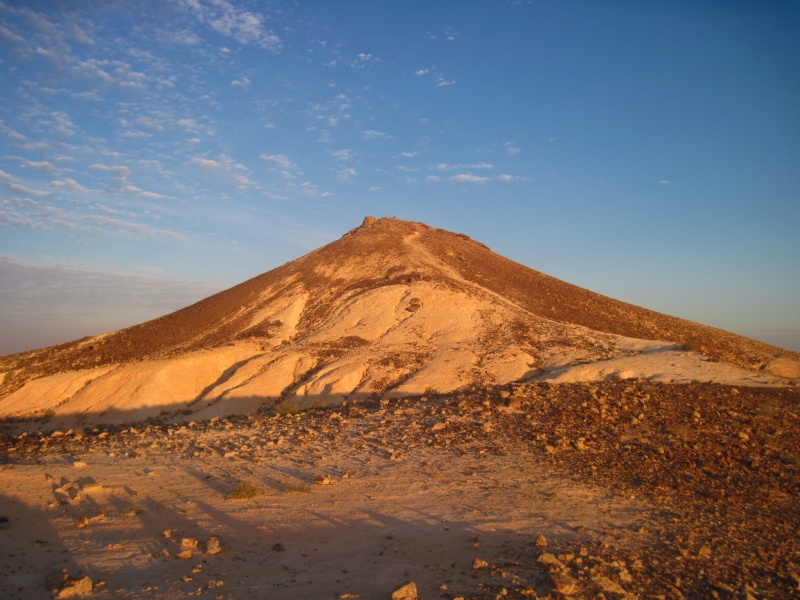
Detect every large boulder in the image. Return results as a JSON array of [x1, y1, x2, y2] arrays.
[[765, 357, 800, 379]]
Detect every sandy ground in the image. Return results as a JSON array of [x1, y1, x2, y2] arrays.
[[0, 396, 658, 600], [3, 380, 800, 599]]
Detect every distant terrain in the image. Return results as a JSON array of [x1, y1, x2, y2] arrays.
[[1, 217, 798, 599], [1, 217, 797, 429]]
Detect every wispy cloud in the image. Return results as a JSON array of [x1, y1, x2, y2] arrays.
[[329, 149, 354, 160], [191, 155, 256, 190], [414, 67, 456, 87], [74, 58, 147, 89], [337, 167, 358, 182], [436, 162, 494, 171], [22, 160, 62, 175], [363, 130, 391, 140], [260, 153, 302, 179], [181, 0, 280, 49], [50, 178, 94, 194], [260, 154, 295, 170], [91, 163, 132, 183], [0, 121, 29, 141], [0, 168, 51, 196], [1, 194, 185, 240], [450, 173, 489, 183], [7, 182, 51, 196]]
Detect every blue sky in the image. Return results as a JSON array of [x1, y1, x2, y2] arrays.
[[1, 0, 799, 355]]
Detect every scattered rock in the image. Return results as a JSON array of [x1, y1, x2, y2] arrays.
[[550, 572, 579, 595], [74, 515, 89, 528], [314, 474, 332, 485], [181, 537, 198, 549], [272, 542, 285, 552], [537, 553, 564, 569], [593, 575, 627, 595], [176, 550, 193, 559], [764, 357, 800, 379], [473, 558, 489, 569], [534, 534, 548, 547], [206, 535, 223, 555], [45, 570, 69, 592], [45, 570, 93, 598], [391, 581, 418, 600]]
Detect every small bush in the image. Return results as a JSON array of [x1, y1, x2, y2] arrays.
[[682, 339, 701, 352], [283, 484, 312, 494], [276, 400, 300, 416], [42, 408, 56, 420], [227, 480, 263, 500], [121, 506, 145, 515]]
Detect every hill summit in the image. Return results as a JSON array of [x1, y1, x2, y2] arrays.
[[1, 217, 797, 427]]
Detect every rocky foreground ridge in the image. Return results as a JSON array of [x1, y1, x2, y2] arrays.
[[1, 381, 798, 598], [1, 217, 798, 429]]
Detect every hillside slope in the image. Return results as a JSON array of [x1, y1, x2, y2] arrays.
[[1, 217, 797, 427]]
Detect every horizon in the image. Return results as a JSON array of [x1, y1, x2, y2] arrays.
[[1, 1, 799, 355]]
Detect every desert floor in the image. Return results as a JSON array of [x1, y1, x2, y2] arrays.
[[1, 381, 799, 599]]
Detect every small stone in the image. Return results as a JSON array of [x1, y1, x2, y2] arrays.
[[551, 572, 579, 595], [58, 575, 93, 598], [473, 557, 489, 569], [181, 537, 198, 549], [176, 550, 193, 559], [74, 515, 89, 528], [698, 545, 712, 558], [206, 535, 223, 555], [593, 575, 626, 595], [314, 474, 332, 485], [535, 534, 548, 547], [272, 542, 286, 552], [46, 571, 93, 598], [45, 570, 69, 592], [391, 581, 418, 600], [73, 461, 87, 469], [537, 553, 564, 569]]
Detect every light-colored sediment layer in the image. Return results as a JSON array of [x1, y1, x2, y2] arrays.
[[2, 278, 795, 429]]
